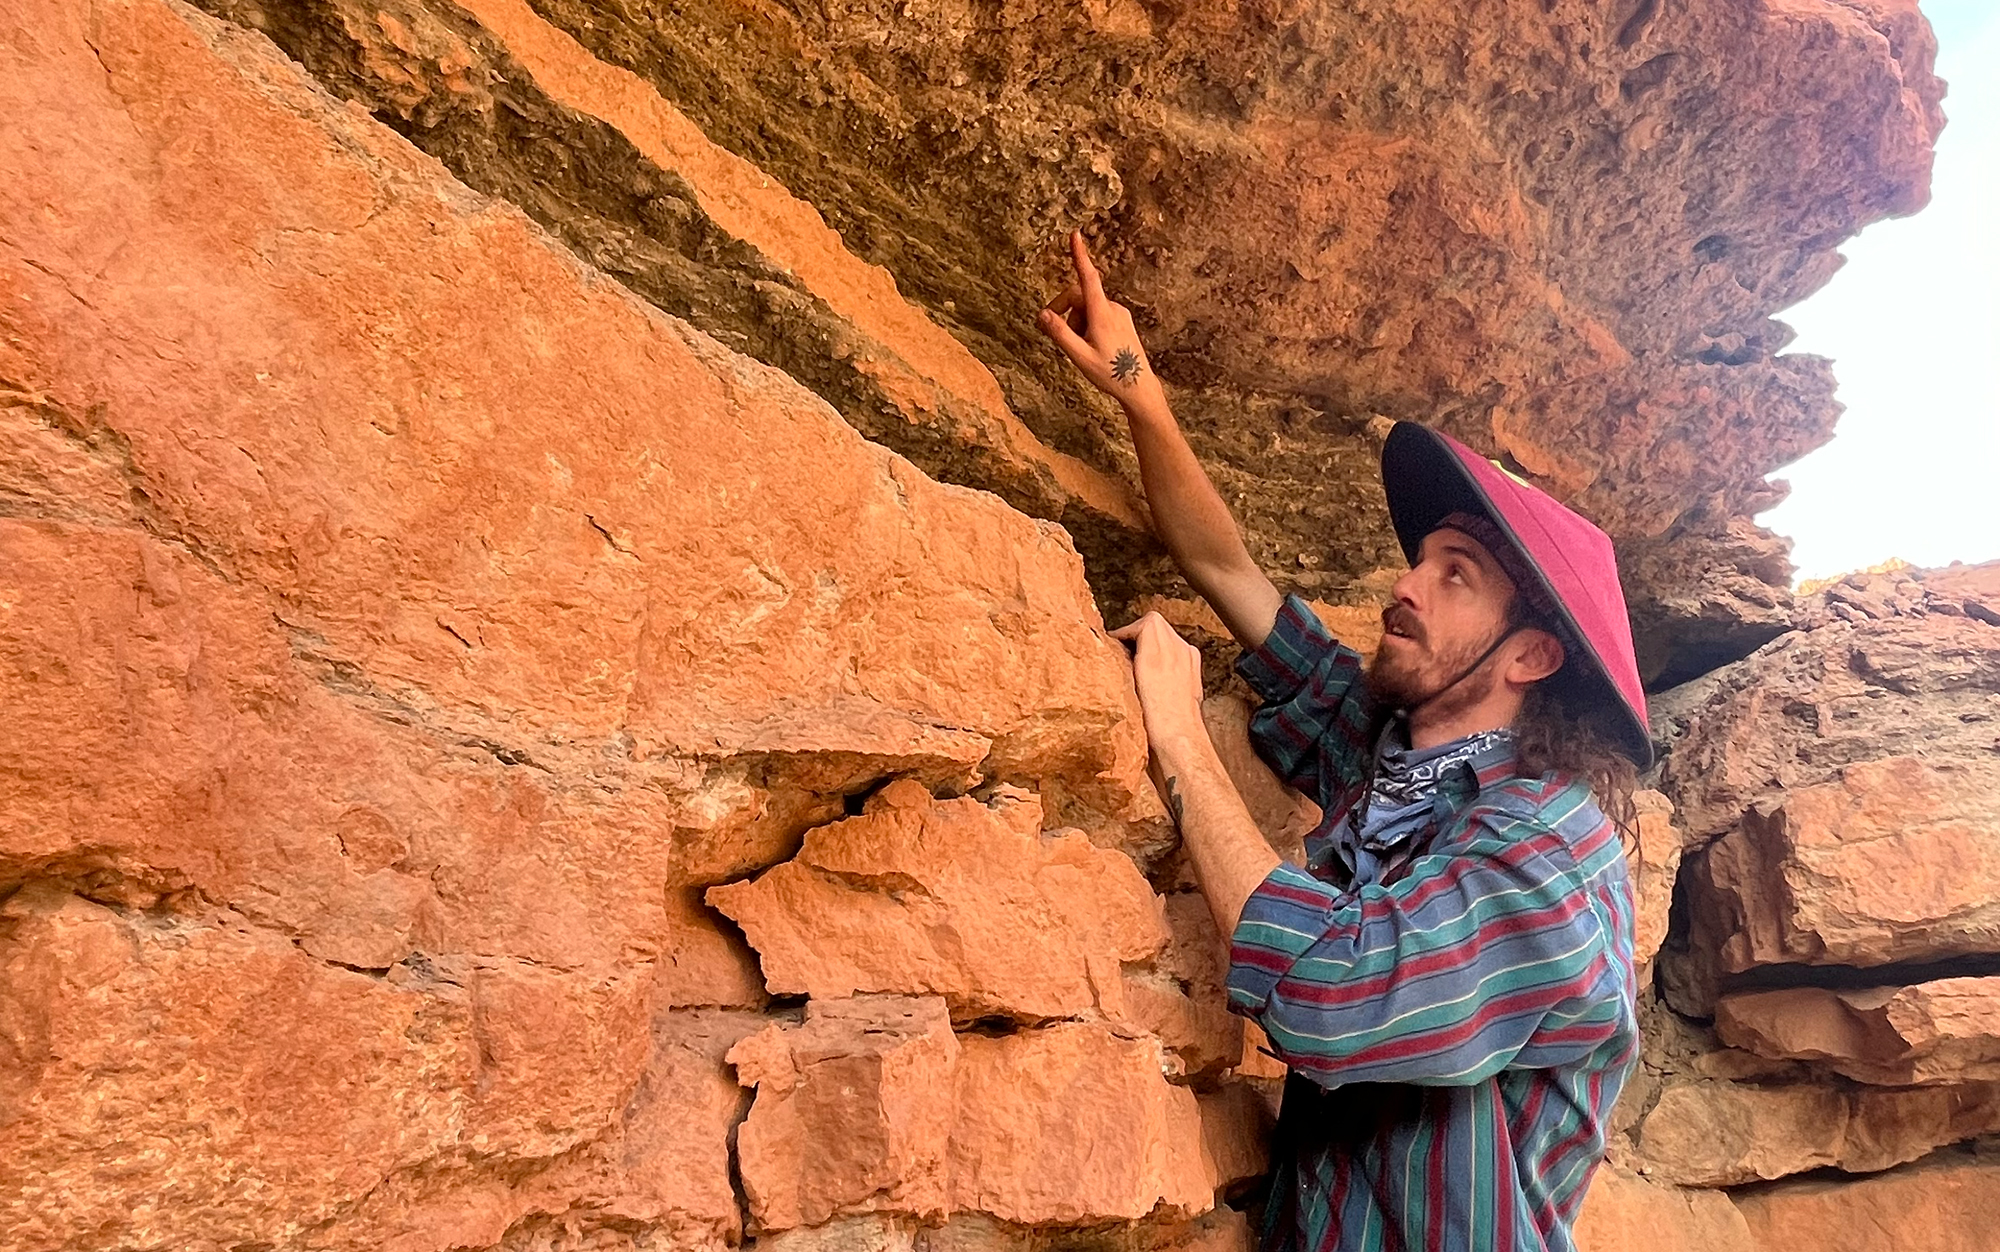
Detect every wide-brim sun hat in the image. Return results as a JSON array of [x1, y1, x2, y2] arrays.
[[1380, 422, 1653, 769]]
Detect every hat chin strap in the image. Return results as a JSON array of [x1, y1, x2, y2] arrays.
[[1398, 625, 1521, 719]]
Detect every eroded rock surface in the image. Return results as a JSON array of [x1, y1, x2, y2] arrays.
[[730, 997, 961, 1230], [0, 0, 1971, 1247], [1630, 565, 2000, 1244], [1654, 564, 2000, 1010], [181, 0, 1942, 658], [950, 1023, 1216, 1225], [1716, 979, 2000, 1087], [0, 1, 1176, 1247], [1571, 1164, 1754, 1252], [710, 781, 1168, 1022], [730, 1003, 1216, 1231], [1732, 1145, 2000, 1252], [1633, 1076, 2000, 1187]]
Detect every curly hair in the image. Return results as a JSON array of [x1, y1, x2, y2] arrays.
[[1505, 598, 1640, 845]]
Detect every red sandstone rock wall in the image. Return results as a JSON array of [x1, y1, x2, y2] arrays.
[[1576, 563, 2000, 1247], [0, 1, 1982, 1250]]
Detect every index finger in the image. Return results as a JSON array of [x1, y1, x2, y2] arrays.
[[1069, 230, 1108, 313], [1108, 612, 1165, 642]]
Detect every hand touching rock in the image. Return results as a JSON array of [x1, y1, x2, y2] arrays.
[[1109, 611, 1207, 763], [1036, 231, 1167, 414]]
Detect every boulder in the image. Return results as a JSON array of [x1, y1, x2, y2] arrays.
[[710, 781, 1169, 1022], [1688, 755, 2000, 975], [1653, 565, 2000, 1008], [1715, 978, 2000, 1086], [1655, 565, 2000, 845]]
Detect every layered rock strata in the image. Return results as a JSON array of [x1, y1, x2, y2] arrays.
[[1655, 563, 2000, 1012], [1715, 979, 2000, 1087], [180, 0, 1943, 667], [0, 2, 1181, 1247], [1593, 564, 2000, 1247], [0, 0, 1972, 1250]]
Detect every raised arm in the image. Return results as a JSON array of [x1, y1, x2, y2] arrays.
[[1037, 232, 1283, 649]]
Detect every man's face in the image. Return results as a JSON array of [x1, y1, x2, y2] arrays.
[[1368, 527, 1519, 715]]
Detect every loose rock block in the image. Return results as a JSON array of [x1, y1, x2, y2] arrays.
[[730, 996, 960, 1230], [711, 781, 1169, 1021]]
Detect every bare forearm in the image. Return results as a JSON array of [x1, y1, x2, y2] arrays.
[[1123, 395, 1282, 646], [1153, 728, 1284, 939]]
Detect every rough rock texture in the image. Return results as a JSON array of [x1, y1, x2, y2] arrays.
[[1633, 1076, 2000, 1187], [1715, 979, 2000, 1087], [1655, 564, 2000, 1012], [1630, 790, 1684, 979], [0, 0, 1967, 1247], [725, 995, 1239, 1230], [948, 1024, 1215, 1225], [730, 997, 961, 1230], [1625, 566, 2000, 1241], [748, 1206, 1254, 1252], [711, 781, 1168, 1022], [1732, 1145, 2000, 1252], [1572, 1165, 1754, 1252], [180, 0, 1943, 667], [1691, 754, 2000, 976], [0, 1, 1172, 1247], [1656, 564, 2000, 846]]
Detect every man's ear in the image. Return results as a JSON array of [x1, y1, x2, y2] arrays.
[[1509, 628, 1565, 687]]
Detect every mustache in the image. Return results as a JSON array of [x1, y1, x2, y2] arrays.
[[1381, 604, 1425, 645]]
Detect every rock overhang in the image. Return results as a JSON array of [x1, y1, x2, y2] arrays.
[[188, 0, 1944, 680]]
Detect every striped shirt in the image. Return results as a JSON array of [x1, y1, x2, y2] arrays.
[[1226, 596, 1639, 1252]]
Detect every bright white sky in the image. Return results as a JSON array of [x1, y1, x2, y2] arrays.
[[1756, 0, 2000, 582]]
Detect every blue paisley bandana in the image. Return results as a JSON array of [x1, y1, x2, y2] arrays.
[[1320, 726, 1515, 885]]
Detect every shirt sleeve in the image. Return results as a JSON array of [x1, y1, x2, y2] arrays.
[[1233, 594, 1375, 799], [1225, 816, 1630, 1087]]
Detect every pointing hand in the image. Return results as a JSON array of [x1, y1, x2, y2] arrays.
[[1036, 231, 1166, 412]]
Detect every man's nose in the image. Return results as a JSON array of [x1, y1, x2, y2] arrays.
[[1389, 565, 1425, 610]]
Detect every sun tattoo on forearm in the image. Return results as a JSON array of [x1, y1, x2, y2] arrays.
[[1111, 347, 1142, 384]]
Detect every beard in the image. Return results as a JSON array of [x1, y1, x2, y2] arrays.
[[1367, 607, 1508, 717]]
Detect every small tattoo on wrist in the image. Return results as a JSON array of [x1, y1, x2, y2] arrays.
[[1111, 348, 1142, 384]]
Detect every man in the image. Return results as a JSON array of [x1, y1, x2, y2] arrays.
[[1036, 232, 1647, 1252]]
